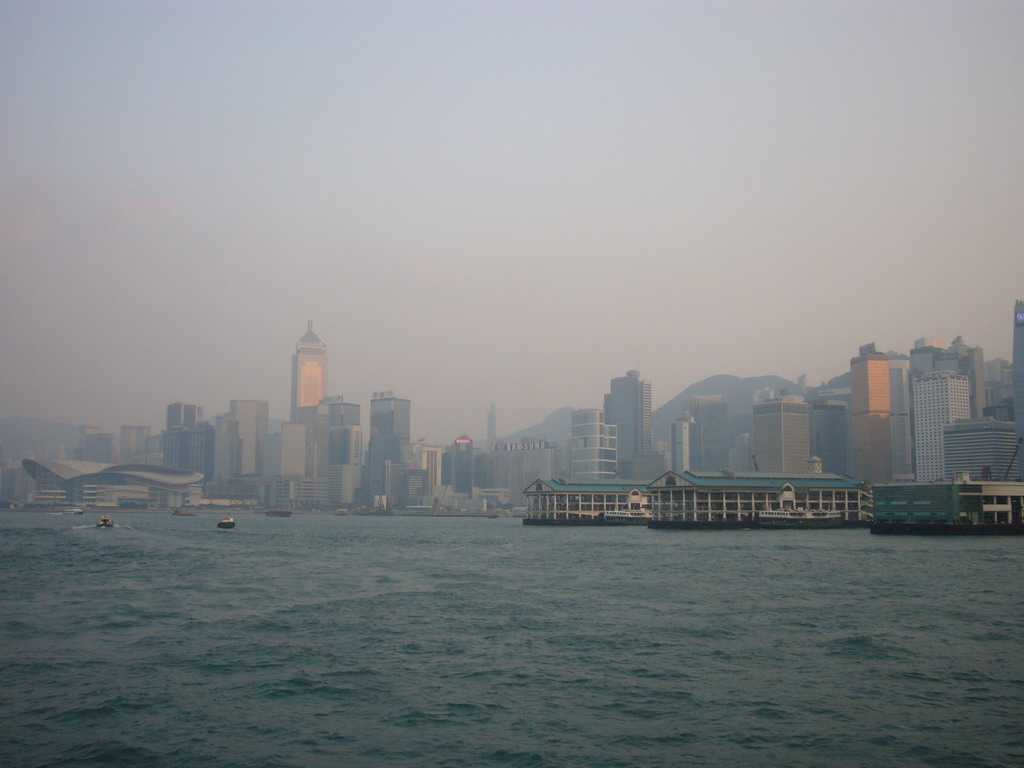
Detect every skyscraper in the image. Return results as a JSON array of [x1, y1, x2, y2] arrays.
[[569, 408, 617, 480], [451, 436, 474, 497], [911, 337, 986, 420], [850, 343, 892, 482], [291, 321, 327, 422], [889, 355, 913, 480], [603, 371, 652, 475], [366, 391, 411, 503], [808, 399, 848, 475], [913, 371, 970, 481], [752, 396, 810, 473], [943, 419, 1019, 481], [687, 395, 729, 471], [119, 426, 151, 464], [670, 415, 698, 473], [1014, 300, 1024, 447], [487, 404, 496, 451], [167, 402, 202, 431], [229, 399, 269, 477]]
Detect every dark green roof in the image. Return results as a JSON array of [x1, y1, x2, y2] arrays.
[[525, 471, 863, 494]]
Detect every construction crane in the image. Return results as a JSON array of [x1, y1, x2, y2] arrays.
[[1002, 438, 1023, 480]]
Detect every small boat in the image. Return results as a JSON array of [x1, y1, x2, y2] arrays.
[[65, 507, 84, 515], [217, 515, 236, 529], [264, 508, 292, 517], [171, 508, 195, 516], [96, 515, 114, 528]]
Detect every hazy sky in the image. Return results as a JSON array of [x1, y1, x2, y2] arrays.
[[3, 1, 1023, 445]]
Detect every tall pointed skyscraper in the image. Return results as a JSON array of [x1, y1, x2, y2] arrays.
[[1014, 301, 1024, 448], [291, 321, 327, 421]]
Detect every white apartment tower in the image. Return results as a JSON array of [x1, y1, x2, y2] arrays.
[[912, 372, 970, 482]]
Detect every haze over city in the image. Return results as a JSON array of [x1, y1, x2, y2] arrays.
[[2, 2, 1022, 444]]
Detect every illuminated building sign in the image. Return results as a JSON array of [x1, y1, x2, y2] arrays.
[[498, 441, 549, 451]]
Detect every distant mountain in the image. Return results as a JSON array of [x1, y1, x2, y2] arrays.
[[652, 374, 801, 446], [0, 417, 80, 463], [503, 406, 573, 447]]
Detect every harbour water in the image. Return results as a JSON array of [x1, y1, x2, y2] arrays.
[[2, 511, 1022, 767]]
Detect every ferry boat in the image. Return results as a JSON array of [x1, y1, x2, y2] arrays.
[[602, 509, 654, 526], [217, 515, 236, 529], [96, 515, 114, 528], [757, 507, 843, 529], [65, 507, 84, 515], [264, 508, 292, 517]]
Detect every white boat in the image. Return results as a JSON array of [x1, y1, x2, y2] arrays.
[[96, 515, 114, 528], [758, 507, 843, 529], [602, 509, 654, 525]]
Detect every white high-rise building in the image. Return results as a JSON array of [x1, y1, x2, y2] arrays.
[[913, 372, 970, 481], [570, 409, 617, 481], [670, 416, 697, 473]]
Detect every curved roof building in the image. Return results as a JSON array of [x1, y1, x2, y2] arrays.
[[22, 459, 204, 508]]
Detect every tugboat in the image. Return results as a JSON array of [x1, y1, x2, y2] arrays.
[[96, 514, 114, 528], [217, 515, 236, 529]]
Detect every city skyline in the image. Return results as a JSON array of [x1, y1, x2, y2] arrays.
[[2, 3, 1022, 444], [0, 318, 1014, 450]]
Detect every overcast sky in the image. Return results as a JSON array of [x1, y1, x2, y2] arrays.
[[2, 1, 1022, 445]]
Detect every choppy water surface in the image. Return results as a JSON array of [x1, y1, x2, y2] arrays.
[[1, 512, 1022, 767]]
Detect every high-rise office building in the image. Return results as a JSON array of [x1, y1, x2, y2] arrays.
[[406, 440, 442, 495], [913, 371, 970, 482], [1014, 301, 1024, 447], [291, 321, 327, 422], [985, 357, 1013, 408], [229, 399, 269, 477], [487, 404, 496, 452], [167, 402, 202, 431], [603, 371, 652, 474], [687, 395, 729, 470], [670, 416, 698, 473], [451, 436, 474, 497], [850, 343, 892, 482], [808, 399, 848, 475], [280, 422, 327, 479], [888, 355, 914, 480], [370, 392, 411, 441], [119, 426, 151, 464], [569, 408, 617, 480], [366, 391, 412, 503], [911, 337, 985, 420], [752, 396, 810, 473], [943, 419, 1019, 481], [76, 426, 115, 463]]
